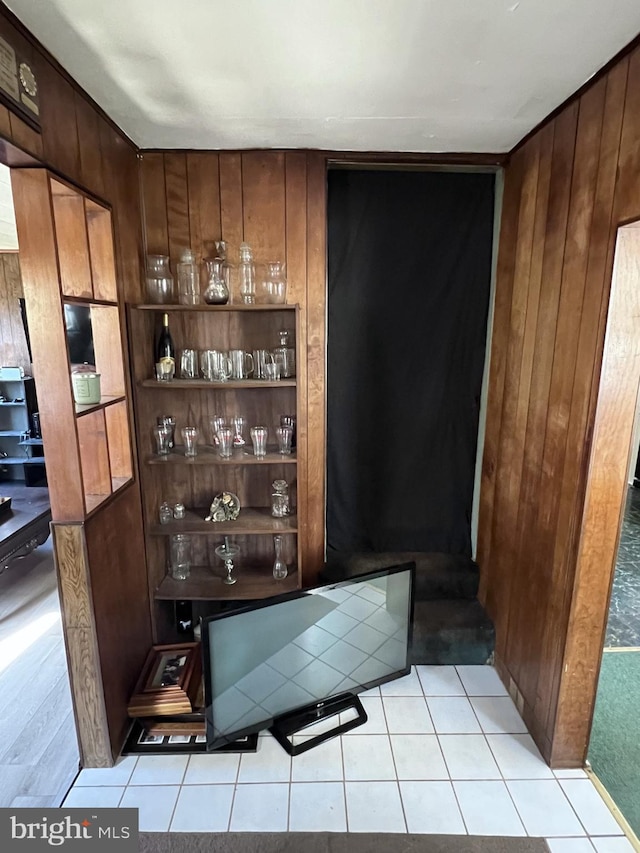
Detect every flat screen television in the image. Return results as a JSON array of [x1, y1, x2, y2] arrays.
[[202, 561, 415, 755]]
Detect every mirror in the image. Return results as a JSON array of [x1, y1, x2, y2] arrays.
[[64, 303, 95, 367]]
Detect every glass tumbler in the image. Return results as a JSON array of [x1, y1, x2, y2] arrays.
[[146, 254, 174, 304], [210, 415, 226, 446], [170, 534, 191, 581], [276, 424, 293, 455], [181, 426, 199, 457], [217, 426, 233, 459], [157, 415, 176, 448], [250, 425, 268, 458], [154, 424, 172, 456], [232, 416, 246, 446]]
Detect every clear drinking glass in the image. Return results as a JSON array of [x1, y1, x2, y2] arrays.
[[177, 249, 200, 305], [238, 242, 256, 304], [157, 415, 176, 448], [280, 414, 296, 448], [170, 534, 191, 580], [146, 254, 174, 304], [217, 426, 233, 459], [181, 426, 199, 457], [210, 415, 226, 446], [232, 415, 246, 446], [154, 424, 172, 455], [260, 261, 287, 304], [264, 362, 281, 381], [276, 424, 293, 455], [272, 534, 288, 580], [250, 425, 268, 458], [179, 348, 198, 379]]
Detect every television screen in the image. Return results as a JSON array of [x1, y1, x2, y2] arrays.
[[202, 562, 415, 751]]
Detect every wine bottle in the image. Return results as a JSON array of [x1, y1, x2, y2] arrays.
[[155, 312, 175, 380]]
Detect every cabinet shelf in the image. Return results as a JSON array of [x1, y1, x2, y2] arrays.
[[75, 394, 126, 417], [154, 564, 299, 601], [146, 447, 297, 466], [0, 457, 46, 465], [0, 430, 24, 437], [135, 304, 296, 313], [18, 438, 44, 446], [0, 402, 24, 407], [149, 507, 297, 536], [139, 379, 296, 390]]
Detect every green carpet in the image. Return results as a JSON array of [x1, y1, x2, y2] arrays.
[[588, 649, 640, 838]]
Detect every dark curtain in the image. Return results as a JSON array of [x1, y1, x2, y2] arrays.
[[326, 169, 495, 557]]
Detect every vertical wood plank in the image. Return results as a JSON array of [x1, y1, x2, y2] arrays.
[[614, 46, 640, 223], [74, 91, 105, 198], [39, 60, 81, 183], [242, 151, 287, 263], [219, 152, 244, 282], [140, 153, 169, 257], [164, 152, 190, 269], [186, 152, 221, 261]]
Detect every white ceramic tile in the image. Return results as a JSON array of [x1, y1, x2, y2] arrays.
[[456, 665, 509, 696], [379, 668, 424, 696], [63, 786, 124, 808], [546, 839, 596, 853], [383, 696, 434, 733], [74, 755, 137, 787], [507, 780, 586, 836], [237, 733, 291, 782], [391, 734, 449, 780], [128, 754, 188, 786], [454, 781, 526, 836], [470, 696, 528, 734], [486, 734, 555, 779], [291, 736, 343, 782], [342, 734, 396, 780], [559, 780, 623, 836], [416, 665, 466, 696], [591, 837, 637, 853], [289, 782, 347, 832], [554, 769, 589, 779], [170, 784, 234, 831], [230, 783, 289, 832], [400, 781, 466, 833], [345, 781, 406, 832], [360, 685, 381, 697], [119, 785, 180, 832], [427, 697, 482, 733], [183, 752, 240, 784], [343, 696, 387, 734], [438, 734, 501, 779]]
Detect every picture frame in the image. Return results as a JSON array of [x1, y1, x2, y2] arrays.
[[138, 643, 199, 696]]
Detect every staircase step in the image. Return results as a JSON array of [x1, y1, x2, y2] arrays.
[[410, 598, 495, 666], [322, 551, 480, 600]]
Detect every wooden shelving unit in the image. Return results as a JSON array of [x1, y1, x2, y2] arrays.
[[128, 303, 301, 626]]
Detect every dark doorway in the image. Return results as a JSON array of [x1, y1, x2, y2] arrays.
[[326, 168, 495, 557]]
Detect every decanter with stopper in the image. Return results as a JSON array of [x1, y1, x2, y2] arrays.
[[203, 257, 229, 305]]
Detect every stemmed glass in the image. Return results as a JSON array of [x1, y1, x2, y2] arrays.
[[215, 537, 240, 585]]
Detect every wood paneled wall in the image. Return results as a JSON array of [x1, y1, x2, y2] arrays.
[[478, 46, 640, 765], [0, 4, 151, 765], [0, 253, 30, 370], [140, 151, 327, 583]]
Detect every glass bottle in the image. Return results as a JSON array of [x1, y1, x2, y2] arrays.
[[260, 261, 287, 304], [238, 242, 256, 304], [146, 254, 174, 304], [169, 533, 191, 580], [159, 501, 173, 524], [271, 479, 290, 517], [272, 534, 288, 580], [203, 258, 229, 305], [176, 248, 200, 305], [155, 313, 175, 380], [272, 329, 295, 378]]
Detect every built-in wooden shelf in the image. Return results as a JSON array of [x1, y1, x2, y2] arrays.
[[18, 438, 44, 446], [154, 564, 299, 600], [0, 402, 24, 407], [139, 379, 296, 390], [0, 430, 24, 436], [75, 394, 126, 417], [146, 447, 297, 466], [135, 304, 296, 313], [0, 456, 46, 465], [150, 507, 297, 536], [84, 476, 132, 514]]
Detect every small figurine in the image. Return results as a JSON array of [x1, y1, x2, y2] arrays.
[[205, 491, 241, 522]]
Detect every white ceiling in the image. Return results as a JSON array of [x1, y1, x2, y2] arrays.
[[6, 0, 640, 153]]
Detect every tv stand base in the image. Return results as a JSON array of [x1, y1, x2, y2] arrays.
[[269, 692, 367, 756]]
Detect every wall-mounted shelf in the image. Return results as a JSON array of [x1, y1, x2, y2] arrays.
[[149, 507, 297, 536], [146, 448, 297, 466], [136, 304, 295, 313], [139, 379, 296, 390], [154, 565, 299, 601], [75, 395, 126, 417]]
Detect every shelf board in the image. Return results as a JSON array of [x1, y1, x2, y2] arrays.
[[84, 476, 132, 514], [0, 430, 24, 437], [0, 402, 25, 407], [139, 379, 296, 390], [134, 303, 296, 313], [154, 564, 299, 600], [0, 457, 46, 465], [150, 506, 297, 536], [75, 395, 126, 417], [146, 446, 297, 466], [18, 438, 44, 446]]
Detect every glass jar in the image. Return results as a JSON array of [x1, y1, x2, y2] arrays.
[[271, 479, 290, 518], [260, 261, 287, 304], [177, 249, 200, 305], [159, 501, 173, 525], [146, 254, 174, 304], [169, 534, 191, 580], [272, 330, 295, 378], [173, 502, 186, 520], [203, 258, 230, 304], [238, 243, 255, 304]]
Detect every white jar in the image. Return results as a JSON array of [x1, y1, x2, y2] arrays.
[[71, 365, 102, 405]]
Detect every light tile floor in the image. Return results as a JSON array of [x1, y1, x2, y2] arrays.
[[63, 665, 636, 850]]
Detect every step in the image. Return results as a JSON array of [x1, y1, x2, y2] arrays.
[[322, 551, 480, 600], [410, 598, 495, 666]]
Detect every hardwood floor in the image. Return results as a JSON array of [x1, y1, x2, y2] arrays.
[[0, 536, 79, 807]]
